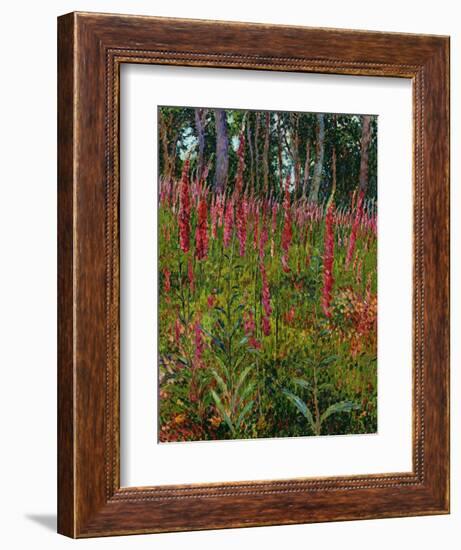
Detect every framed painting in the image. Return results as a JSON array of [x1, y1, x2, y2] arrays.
[[57, 12, 450, 537]]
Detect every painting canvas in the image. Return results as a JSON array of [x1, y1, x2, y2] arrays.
[[158, 106, 377, 443]]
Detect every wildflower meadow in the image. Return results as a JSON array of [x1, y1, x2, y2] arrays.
[[158, 106, 377, 442]]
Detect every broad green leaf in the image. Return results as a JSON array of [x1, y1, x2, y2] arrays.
[[232, 367, 254, 410], [201, 328, 226, 352], [318, 355, 339, 368], [293, 378, 311, 391], [213, 354, 231, 380], [234, 365, 253, 395], [320, 401, 360, 424], [211, 370, 229, 399], [236, 400, 254, 430], [211, 390, 234, 434], [230, 319, 242, 338], [216, 318, 226, 330], [282, 389, 315, 432], [232, 353, 248, 372], [237, 382, 256, 407]]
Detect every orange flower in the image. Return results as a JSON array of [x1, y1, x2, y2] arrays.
[[209, 415, 222, 428], [173, 413, 186, 425]]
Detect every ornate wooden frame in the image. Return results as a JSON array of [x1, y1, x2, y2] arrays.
[[57, 12, 450, 537]]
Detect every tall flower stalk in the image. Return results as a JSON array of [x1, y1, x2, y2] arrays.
[[194, 318, 205, 367], [223, 198, 234, 248], [178, 159, 191, 253], [281, 176, 293, 272], [195, 195, 209, 260], [346, 189, 364, 268], [321, 203, 335, 318], [187, 257, 195, 293], [260, 260, 272, 335], [236, 197, 248, 257]]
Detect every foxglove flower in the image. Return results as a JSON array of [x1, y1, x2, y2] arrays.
[[223, 199, 234, 248], [236, 197, 248, 256], [163, 268, 171, 293], [346, 190, 364, 268], [321, 203, 335, 318], [178, 159, 191, 253], [260, 260, 272, 336], [195, 195, 209, 260]]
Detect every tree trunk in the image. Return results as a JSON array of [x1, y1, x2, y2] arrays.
[[330, 115, 337, 202], [246, 115, 255, 191], [159, 111, 173, 180], [277, 113, 283, 191], [214, 109, 229, 193], [302, 138, 311, 198], [331, 147, 337, 200], [359, 115, 372, 193], [290, 113, 300, 195], [308, 113, 325, 203], [194, 108, 207, 182], [255, 112, 260, 191], [263, 112, 270, 194]]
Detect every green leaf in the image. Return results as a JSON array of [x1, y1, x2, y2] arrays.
[[282, 389, 315, 432], [318, 355, 339, 368], [211, 370, 229, 399], [216, 318, 226, 331], [213, 354, 231, 380], [317, 383, 334, 393], [201, 328, 226, 352], [235, 365, 252, 395], [236, 400, 254, 430], [231, 352, 248, 372], [229, 293, 240, 306], [238, 381, 256, 406], [211, 390, 234, 434], [231, 367, 254, 410], [320, 401, 360, 424], [293, 378, 311, 391]]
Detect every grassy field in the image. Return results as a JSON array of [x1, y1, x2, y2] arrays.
[[158, 157, 377, 442]]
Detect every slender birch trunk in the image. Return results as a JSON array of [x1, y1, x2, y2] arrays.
[[308, 113, 325, 203]]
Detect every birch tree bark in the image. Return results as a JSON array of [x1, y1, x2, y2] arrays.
[[308, 113, 325, 203], [159, 110, 174, 180], [263, 111, 270, 194], [247, 116, 255, 191], [302, 138, 311, 198], [277, 113, 283, 190], [359, 115, 372, 193], [194, 108, 207, 182], [255, 112, 260, 192], [214, 109, 229, 193]]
